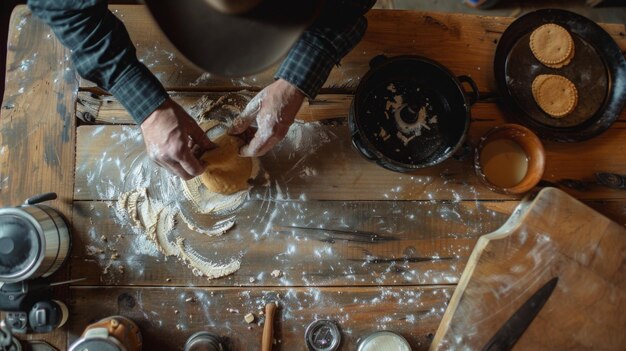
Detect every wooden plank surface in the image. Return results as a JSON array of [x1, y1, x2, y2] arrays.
[[68, 200, 515, 287], [77, 90, 626, 126], [76, 91, 355, 124], [0, 6, 76, 214], [67, 198, 626, 288], [81, 6, 626, 94], [68, 286, 453, 351], [0, 6, 76, 350], [4, 4, 626, 351], [74, 114, 626, 202]]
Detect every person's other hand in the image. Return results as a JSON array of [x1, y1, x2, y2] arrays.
[[229, 79, 305, 157], [140, 98, 216, 180]]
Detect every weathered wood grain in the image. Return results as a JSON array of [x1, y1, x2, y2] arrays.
[[74, 114, 626, 202], [0, 6, 76, 214], [5, 5, 626, 350], [73, 123, 497, 202], [79, 6, 626, 94], [77, 90, 626, 126], [69, 200, 514, 286], [68, 285, 453, 350], [0, 6, 76, 350], [76, 91, 355, 124], [68, 198, 626, 288]]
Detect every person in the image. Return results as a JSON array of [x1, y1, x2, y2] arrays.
[[28, 0, 375, 180]]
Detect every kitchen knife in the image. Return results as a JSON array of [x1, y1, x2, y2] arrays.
[[481, 277, 558, 351]]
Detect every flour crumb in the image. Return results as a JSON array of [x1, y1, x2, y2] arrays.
[[86, 245, 104, 256], [270, 270, 282, 278]]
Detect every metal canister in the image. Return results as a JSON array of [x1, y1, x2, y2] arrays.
[[305, 320, 341, 351], [184, 332, 224, 351], [0, 193, 70, 283], [69, 316, 142, 351], [357, 331, 412, 351]]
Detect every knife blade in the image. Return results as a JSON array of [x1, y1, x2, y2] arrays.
[[481, 277, 558, 351]]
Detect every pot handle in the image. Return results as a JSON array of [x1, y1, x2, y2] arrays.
[[369, 55, 388, 69], [458, 75, 480, 106], [24, 192, 57, 205]]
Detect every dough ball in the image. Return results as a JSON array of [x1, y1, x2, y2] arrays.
[[199, 134, 253, 195]]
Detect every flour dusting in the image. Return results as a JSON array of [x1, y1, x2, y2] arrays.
[[106, 93, 268, 280]]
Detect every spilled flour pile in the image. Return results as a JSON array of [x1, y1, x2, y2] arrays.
[[117, 187, 241, 280]]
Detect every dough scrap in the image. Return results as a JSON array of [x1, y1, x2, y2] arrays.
[[530, 24, 574, 67], [200, 134, 253, 195], [176, 237, 241, 280], [532, 74, 578, 118], [117, 188, 240, 280]]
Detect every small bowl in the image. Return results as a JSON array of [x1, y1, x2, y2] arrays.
[[475, 124, 545, 194]]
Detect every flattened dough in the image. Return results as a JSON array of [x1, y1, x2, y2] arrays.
[[532, 74, 578, 118], [200, 134, 252, 194], [530, 24, 574, 67]]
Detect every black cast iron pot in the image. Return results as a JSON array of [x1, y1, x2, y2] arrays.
[[349, 55, 479, 172]]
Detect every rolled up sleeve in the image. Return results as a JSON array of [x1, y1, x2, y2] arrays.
[[275, 0, 376, 99], [28, 0, 168, 124]]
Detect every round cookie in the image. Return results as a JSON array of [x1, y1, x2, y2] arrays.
[[545, 45, 575, 69], [531, 74, 578, 118], [199, 134, 253, 195], [530, 24, 574, 67]]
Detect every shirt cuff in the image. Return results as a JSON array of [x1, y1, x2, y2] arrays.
[[108, 62, 169, 124], [274, 37, 337, 100]]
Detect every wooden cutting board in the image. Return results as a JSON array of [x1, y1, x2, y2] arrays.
[[431, 187, 626, 350]]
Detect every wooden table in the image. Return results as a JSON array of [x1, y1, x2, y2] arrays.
[[1, 5, 625, 350]]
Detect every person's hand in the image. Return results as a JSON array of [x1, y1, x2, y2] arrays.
[[229, 79, 305, 157], [140, 98, 216, 180]]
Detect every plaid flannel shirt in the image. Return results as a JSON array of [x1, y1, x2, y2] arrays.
[[276, 0, 376, 99], [28, 0, 374, 124]]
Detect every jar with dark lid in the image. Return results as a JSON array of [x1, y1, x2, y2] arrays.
[[69, 316, 142, 351]]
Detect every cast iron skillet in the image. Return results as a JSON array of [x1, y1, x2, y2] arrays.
[[349, 55, 479, 172], [494, 9, 626, 142]]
